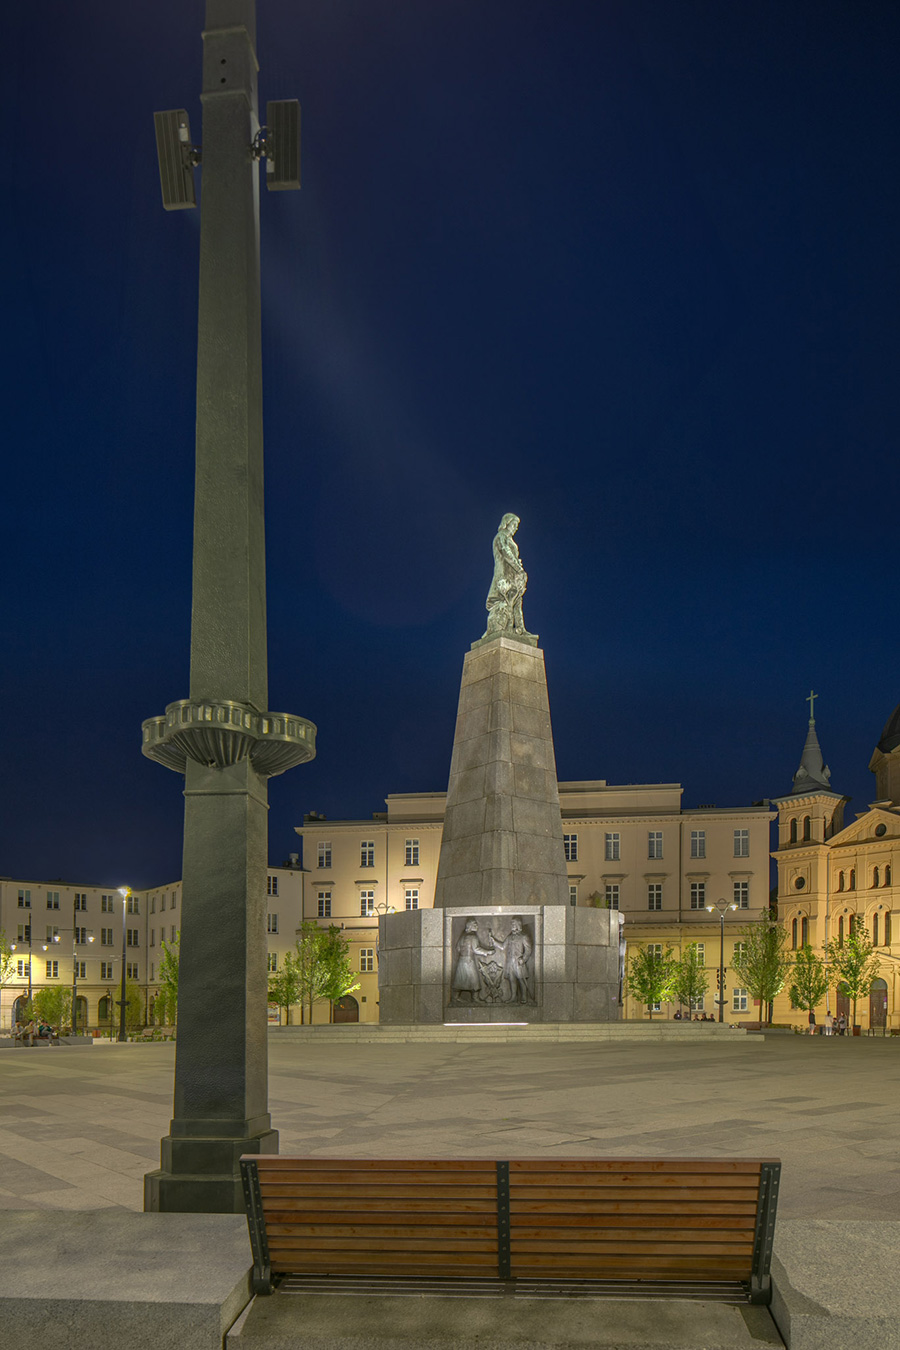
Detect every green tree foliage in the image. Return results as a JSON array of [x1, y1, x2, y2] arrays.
[[731, 912, 791, 1026], [318, 927, 361, 1022], [32, 985, 71, 1030], [827, 925, 881, 1027], [155, 932, 180, 1025], [625, 945, 677, 1019], [788, 944, 828, 1019], [0, 930, 14, 987], [123, 979, 144, 1032], [268, 952, 304, 1026], [672, 943, 709, 1013]]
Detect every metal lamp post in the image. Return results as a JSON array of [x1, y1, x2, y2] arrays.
[[117, 887, 131, 1042], [10, 924, 34, 1006], [706, 899, 738, 1023]]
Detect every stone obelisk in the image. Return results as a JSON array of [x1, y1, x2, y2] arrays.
[[378, 515, 619, 1024], [142, 1, 315, 1213]]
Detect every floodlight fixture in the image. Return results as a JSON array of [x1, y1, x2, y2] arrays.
[[154, 110, 198, 210]]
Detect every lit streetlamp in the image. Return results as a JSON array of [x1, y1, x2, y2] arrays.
[[706, 898, 738, 1023], [117, 887, 131, 1042]]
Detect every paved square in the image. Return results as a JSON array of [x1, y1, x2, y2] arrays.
[[1, 1035, 897, 1220]]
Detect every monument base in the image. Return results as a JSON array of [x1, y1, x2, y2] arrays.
[[144, 1125, 279, 1214], [378, 906, 619, 1025]]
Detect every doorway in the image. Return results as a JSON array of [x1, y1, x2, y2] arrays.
[[869, 978, 888, 1033], [333, 995, 359, 1023]]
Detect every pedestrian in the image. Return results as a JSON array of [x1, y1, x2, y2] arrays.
[[824, 1011, 833, 1036], [838, 1013, 847, 1036], [808, 1010, 817, 1035]]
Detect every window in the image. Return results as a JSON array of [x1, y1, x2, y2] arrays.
[[267, 952, 278, 973], [170, 925, 176, 944], [171, 891, 177, 909], [45, 959, 59, 977], [405, 839, 420, 866], [838, 916, 844, 946], [801, 917, 808, 946], [100, 962, 114, 980], [569, 884, 578, 907], [150, 896, 156, 914], [17, 924, 31, 941], [689, 996, 705, 1012], [318, 893, 332, 918], [802, 816, 811, 842], [885, 912, 892, 946], [318, 841, 332, 869], [886, 866, 892, 886], [732, 988, 749, 1013], [564, 834, 578, 862], [150, 929, 156, 947], [126, 929, 139, 947], [127, 896, 140, 915], [18, 889, 31, 908], [75, 961, 86, 979], [16, 960, 29, 977], [873, 867, 880, 888], [849, 869, 856, 890], [733, 880, 749, 910], [837, 871, 844, 892], [160, 894, 166, 911], [733, 941, 746, 963], [46, 926, 59, 942], [101, 894, 115, 913], [604, 833, 619, 862], [360, 948, 375, 973], [733, 830, 749, 858], [647, 943, 663, 957], [789, 818, 798, 843], [75, 927, 88, 945], [791, 918, 797, 949], [693, 943, 705, 964], [46, 891, 60, 909], [873, 914, 879, 947], [648, 883, 662, 911], [850, 913, 860, 937], [74, 893, 87, 911], [360, 840, 375, 868], [605, 884, 620, 910], [267, 875, 278, 896], [690, 831, 706, 859], [126, 962, 139, 980], [648, 831, 663, 860], [690, 881, 706, 910], [267, 914, 278, 934], [360, 891, 375, 917], [150, 965, 155, 982], [405, 888, 419, 911]]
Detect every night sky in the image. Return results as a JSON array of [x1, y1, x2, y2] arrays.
[[4, 1, 899, 890]]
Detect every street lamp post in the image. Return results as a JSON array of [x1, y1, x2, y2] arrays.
[[706, 898, 738, 1023], [11, 921, 34, 1006], [117, 887, 130, 1042]]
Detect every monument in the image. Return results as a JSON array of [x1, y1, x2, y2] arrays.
[[140, 1, 315, 1212], [378, 516, 619, 1023]]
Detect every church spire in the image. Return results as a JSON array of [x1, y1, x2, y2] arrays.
[[791, 690, 832, 794]]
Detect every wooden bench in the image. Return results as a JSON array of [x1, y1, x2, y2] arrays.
[[240, 1156, 780, 1305]]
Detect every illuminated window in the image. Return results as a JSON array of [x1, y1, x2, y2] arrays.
[[690, 831, 706, 859], [564, 834, 578, 862], [733, 830, 749, 858], [318, 893, 331, 919], [733, 880, 749, 909], [405, 839, 419, 866], [604, 833, 619, 861], [405, 889, 419, 911], [360, 840, 375, 868], [648, 884, 662, 911], [648, 831, 663, 859], [360, 948, 375, 973], [690, 882, 706, 909], [360, 891, 375, 917]]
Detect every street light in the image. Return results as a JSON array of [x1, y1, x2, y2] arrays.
[[117, 887, 131, 1042], [706, 898, 738, 1023]]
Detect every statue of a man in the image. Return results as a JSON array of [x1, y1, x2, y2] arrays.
[[483, 513, 536, 641]]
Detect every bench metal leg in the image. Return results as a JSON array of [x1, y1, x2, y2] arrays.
[[749, 1162, 780, 1304], [240, 1159, 273, 1295]]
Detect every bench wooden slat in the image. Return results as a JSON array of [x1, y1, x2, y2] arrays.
[[512, 1227, 755, 1244], [269, 1250, 499, 1269], [255, 1158, 496, 1171], [512, 1240, 754, 1256], [260, 1185, 496, 1200], [267, 1223, 498, 1238], [507, 1215, 756, 1230], [509, 1174, 761, 1190], [262, 1198, 498, 1215], [510, 1159, 772, 1174], [260, 1169, 497, 1186], [511, 1253, 754, 1271], [508, 1186, 759, 1202], [512, 1200, 758, 1216], [269, 1237, 498, 1253]]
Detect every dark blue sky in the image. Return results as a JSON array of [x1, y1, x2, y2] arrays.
[[3, 1, 899, 889]]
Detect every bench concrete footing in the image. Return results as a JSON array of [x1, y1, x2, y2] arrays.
[[0, 1211, 251, 1350], [770, 1220, 900, 1349]]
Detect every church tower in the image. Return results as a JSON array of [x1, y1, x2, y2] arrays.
[[868, 702, 900, 806]]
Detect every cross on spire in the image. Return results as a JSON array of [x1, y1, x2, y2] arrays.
[[807, 689, 818, 721]]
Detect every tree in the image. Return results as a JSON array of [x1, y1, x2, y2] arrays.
[[155, 932, 180, 1025], [268, 951, 303, 1026], [827, 926, 881, 1028], [32, 985, 71, 1031], [0, 930, 15, 988], [625, 945, 677, 1019], [731, 912, 791, 1026], [318, 927, 361, 1022], [123, 979, 144, 1032], [788, 944, 828, 1022], [672, 943, 709, 1013]]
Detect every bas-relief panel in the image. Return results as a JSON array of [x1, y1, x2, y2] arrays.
[[446, 911, 542, 1009]]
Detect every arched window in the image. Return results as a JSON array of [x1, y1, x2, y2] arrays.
[[801, 916, 809, 946], [837, 871, 845, 892], [98, 995, 109, 1022], [790, 818, 798, 843], [803, 817, 811, 841], [849, 869, 856, 890], [886, 912, 893, 946], [873, 913, 880, 946], [791, 918, 798, 949], [850, 914, 859, 937], [873, 867, 880, 888], [885, 865, 892, 887], [838, 916, 844, 946]]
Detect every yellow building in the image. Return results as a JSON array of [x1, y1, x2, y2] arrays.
[[771, 704, 899, 1031]]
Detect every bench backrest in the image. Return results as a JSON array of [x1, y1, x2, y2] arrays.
[[241, 1156, 780, 1301]]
